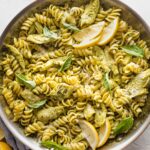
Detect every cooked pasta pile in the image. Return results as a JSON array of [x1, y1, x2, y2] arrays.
[[1, 0, 150, 149]]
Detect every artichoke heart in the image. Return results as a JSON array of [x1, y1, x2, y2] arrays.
[[94, 110, 106, 127], [5, 44, 25, 69], [126, 69, 150, 98], [37, 106, 64, 124], [84, 104, 95, 120], [21, 89, 41, 103], [50, 83, 74, 99], [61, 12, 76, 25], [27, 34, 59, 44], [40, 57, 67, 71], [80, 0, 100, 27]]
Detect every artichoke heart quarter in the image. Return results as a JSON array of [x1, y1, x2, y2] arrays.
[[27, 34, 59, 44], [80, 0, 100, 27]]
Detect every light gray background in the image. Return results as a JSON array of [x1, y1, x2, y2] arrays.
[[0, 0, 150, 150]]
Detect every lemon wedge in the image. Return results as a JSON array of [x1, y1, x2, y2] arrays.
[[78, 120, 99, 150], [73, 34, 102, 49], [97, 119, 111, 147], [0, 142, 12, 150], [0, 128, 5, 140], [97, 18, 119, 46], [73, 21, 105, 42]]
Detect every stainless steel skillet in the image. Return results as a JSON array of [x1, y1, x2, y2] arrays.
[[0, 0, 150, 149]]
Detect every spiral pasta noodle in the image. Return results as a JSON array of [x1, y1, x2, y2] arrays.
[[13, 100, 26, 122], [25, 121, 44, 136], [1, 0, 150, 149]]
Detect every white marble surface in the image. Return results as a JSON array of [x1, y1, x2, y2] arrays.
[[0, 0, 150, 150]]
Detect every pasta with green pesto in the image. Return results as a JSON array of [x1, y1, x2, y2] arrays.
[[1, 0, 150, 149]]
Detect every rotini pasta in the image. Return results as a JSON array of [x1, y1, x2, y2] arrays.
[[1, 0, 150, 149]]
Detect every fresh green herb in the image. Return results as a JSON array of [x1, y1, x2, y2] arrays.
[[114, 117, 134, 135], [41, 141, 68, 150], [63, 22, 80, 32], [59, 56, 72, 72], [16, 74, 36, 89], [122, 45, 144, 57], [43, 26, 59, 40], [28, 99, 47, 109], [103, 72, 111, 91]]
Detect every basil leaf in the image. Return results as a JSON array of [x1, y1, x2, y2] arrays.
[[16, 74, 36, 89], [122, 45, 144, 57], [59, 56, 72, 72], [41, 141, 68, 150], [43, 26, 59, 40], [103, 72, 111, 91], [28, 99, 47, 109], [114, 117, 134, 135], [63, 22, 80, 32]]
